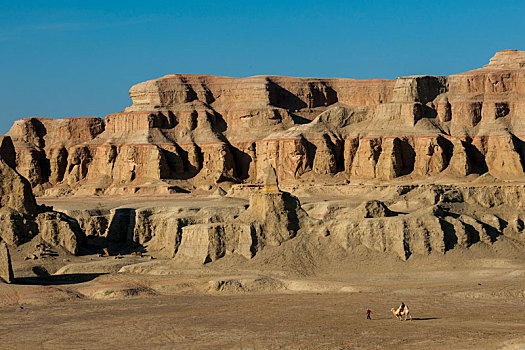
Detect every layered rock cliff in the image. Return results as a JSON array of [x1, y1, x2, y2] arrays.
[[6, 50, 525, 195]]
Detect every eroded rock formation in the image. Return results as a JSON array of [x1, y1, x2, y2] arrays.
[[3, 50, 525, 265], [0, 241, 14, 283], [7, 50, 525, 195], [173, 167, 307, 263], [0, 136, 85, 255]]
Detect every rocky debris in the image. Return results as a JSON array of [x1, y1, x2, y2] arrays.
[[0, 208, 30, 246], [45, 182, 525, 265], [0, 137, 36, 215], [35, 212, 84, 255], [25, 243, 58, 260], [0, 241, 14, 283], [323, 204, 499, 260], [63, 209, 109, 238], [355, 200, 395, 218], [439, 189, 464, 203], [174, 166, 308, 264], [62, 204, 250, 259], [213, 186, 227, 197], [208, 276, 285, 294]]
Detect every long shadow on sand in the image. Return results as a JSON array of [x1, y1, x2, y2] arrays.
[[411, 317, 440, 321], [15, 273, 106, 286]]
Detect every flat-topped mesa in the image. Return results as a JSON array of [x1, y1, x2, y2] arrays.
[[123, 75, 396, 143], [483, 50, 525, 69], [6, 50, 525, 195], [126, 74, 395, 112]]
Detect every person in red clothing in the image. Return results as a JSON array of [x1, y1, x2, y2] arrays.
[[366, 308, 372, 320]]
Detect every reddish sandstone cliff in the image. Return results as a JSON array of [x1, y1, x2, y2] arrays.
[[6, 50, 525, 195]]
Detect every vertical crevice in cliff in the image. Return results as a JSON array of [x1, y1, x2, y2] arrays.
[[437, 136, 454, 171], [39, 149, 51, 184], [231, 144, 253, 181], [106, 208, 137, 243], [343, 137, 359, 175], [333, 138, 345, 173], [302, 136, 316, 177], [178, 76, 198, 103], [464, 138, 488, 174], [211, 111, 227, 133], [471, 102, 483, 126], [399, 137, 416, 176], [511, 133, 525, 172]]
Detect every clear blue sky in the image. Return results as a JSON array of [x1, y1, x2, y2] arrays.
[[1, 0, 524, 134]]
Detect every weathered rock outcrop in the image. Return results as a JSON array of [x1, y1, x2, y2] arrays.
[[51, 180, 525, 264], [172, 167, 308, 263], [7, 50, 524, 195], [318, 201, 503, 260], [177, 223, 253, 263], [0, 136, 85, 255], [0, 241, 14, 283], [354, 200, 395, 218], [237, 190, 305, 247]]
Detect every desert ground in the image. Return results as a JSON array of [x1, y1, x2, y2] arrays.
[[0, 191, 523, 350], [1, 254, 524, 349]]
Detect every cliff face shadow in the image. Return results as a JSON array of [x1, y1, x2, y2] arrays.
[[231, 145, 253, 180], [398, 138, 416, 176], [81, 237, 146, 256], [211, 111, 227, 133], [282, 192, 301, 234], [464, 140, 488, 174], [511, 133, 525, 171], [303, 137, 317, 173], [440, 219, 459, 251], [106, 208, 136, 242], [78, 208, 147, 256], [291, 114, 311, 125], [267, 81, 307, 110], [161, 143, 202, 180]]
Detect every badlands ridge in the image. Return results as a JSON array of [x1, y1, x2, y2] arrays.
[[0, 50, 525, 283]]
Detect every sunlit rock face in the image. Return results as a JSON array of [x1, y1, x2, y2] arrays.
[[5, 50, 525, 196]]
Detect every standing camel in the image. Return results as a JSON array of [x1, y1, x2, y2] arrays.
[[391, 304, 412, 321]]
